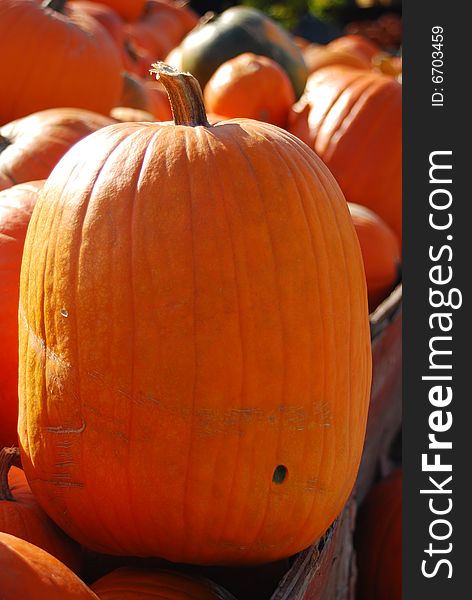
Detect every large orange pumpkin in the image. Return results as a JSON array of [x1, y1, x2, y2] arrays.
[[91, 568, 237, 599], [19, 64, 371, 565], [348, 203, 400, 311], [0, 531, 97, 599], [0, 447, 81, 572], [356, 469, 402, 600], [288, 66, 402, 241], [0, 0, 122, 123], [0, 109, 114, 192], [0, 181, 44, 448], [204, 53, 296, 128]]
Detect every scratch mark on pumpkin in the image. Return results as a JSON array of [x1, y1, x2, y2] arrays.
[[38, 479, 84, 488], [20, 307, 71, 370], [45, 418, 86, 434]]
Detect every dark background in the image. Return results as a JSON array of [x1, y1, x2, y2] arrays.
[[403, 1, 470, 597]]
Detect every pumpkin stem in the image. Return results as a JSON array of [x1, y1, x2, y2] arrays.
[[0, 447, 21, 502], [42, 0, 68, 14], [0, 135, 11, 154], [150, 63, 210, 127]]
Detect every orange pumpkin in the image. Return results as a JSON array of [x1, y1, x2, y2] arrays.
[[288, 66, 402, 241], [0, 108, 114, 191], [0, 531, 97, 599], [19, 64, 371, 565], [91, 568, 237, 599], [348, 203, 400, 312], [204, 53, 296, 128], [356, 469, 402, 600], [87, 0, 146, 22], [125, 0, 198, 60], [0, 0, 122, 123], [303, 45, 371, 75], [0, 447, 81, 572], [326, 34, 381, 63], [0, 181, 44, 448]]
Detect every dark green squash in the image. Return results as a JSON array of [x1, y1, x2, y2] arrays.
[[170, 7, 308, 99]]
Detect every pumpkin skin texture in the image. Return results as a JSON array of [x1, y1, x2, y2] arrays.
[[19, 65, 371, 565], [204, 53, 296, 128], [0, 531, 97, 599], [348, 203, 400, 312], [0, 0, 122, 124], [0, 109, 115, 191], [356, 469, 402, 600], [288, 66, 402, 242], [0, 448, 81, 573], [91, 568, 237, 599], [0, 181, 44, 448], [171, 7, 308, 98]]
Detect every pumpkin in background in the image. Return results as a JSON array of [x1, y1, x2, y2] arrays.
[[144, 81, 173, 121], [288, 66, 402, 241], [169, 6, 308, 99], [91, 568, 237, 599], [0, 0, 122, 123], [303, 44, 371, 75], [0, 532, 97, 599], [0, 108, 114, 191], [87, 0, 146, 22], [356, 469, 402, 600], [19, 63, 371, 565], [326, 34, 381, 63], [69, 1, 140, 73], [0, 447, 81, 573], [118, 74, 173, 121], [125, 0, 198, 60], [349, 203, 400, 312], [0, 181, 44, 448], [111, 107, 156, 122], [204, 53, 295, 128]]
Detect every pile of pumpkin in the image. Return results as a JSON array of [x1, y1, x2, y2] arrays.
[[0, 1, 401, 598]]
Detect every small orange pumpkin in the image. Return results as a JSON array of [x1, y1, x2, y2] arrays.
[[348, 203, 400, 312], [91, 568, 237, 599], [0, 0, 122, 123], [0, 447, 81, 572], [0, 181, 44, 448], [356, 469, 402, 600], [0, 108, 114, 191], [204, 53, 296, 128], [0, 531, 98, 599], [19, 64, 371, 565]]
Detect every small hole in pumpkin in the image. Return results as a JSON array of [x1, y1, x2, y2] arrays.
[[272, 465, 287, 485]]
